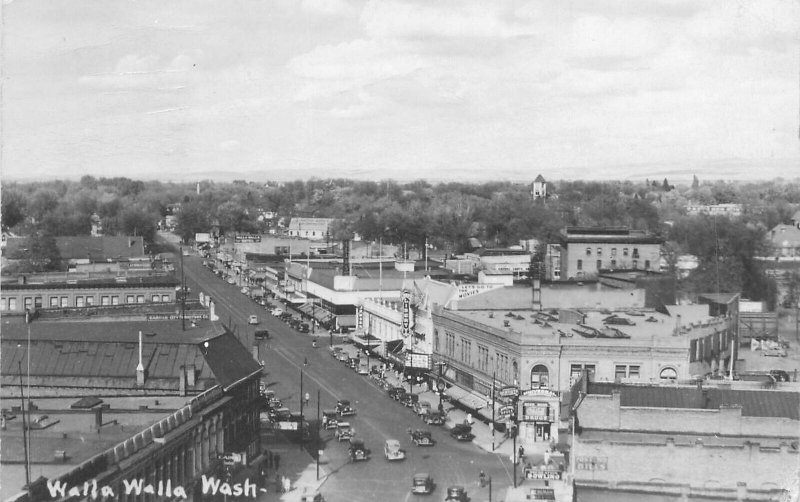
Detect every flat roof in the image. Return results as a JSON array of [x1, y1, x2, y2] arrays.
[[1, 275, 179, 290]]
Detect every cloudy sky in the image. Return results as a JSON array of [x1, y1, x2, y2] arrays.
[[2, 0, 798, 183]]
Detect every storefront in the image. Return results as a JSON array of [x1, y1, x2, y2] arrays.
[[518, 388, 560, 443]]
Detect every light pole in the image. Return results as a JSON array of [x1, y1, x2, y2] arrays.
[[299, 358, 308, 451], [316, 389, 320, 480], [436, 379, 445, 413]]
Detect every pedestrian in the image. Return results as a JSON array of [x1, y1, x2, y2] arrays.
[[518, 445, 525, 462], [274, 453, 280, 470]]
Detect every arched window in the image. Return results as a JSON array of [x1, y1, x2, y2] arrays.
[[531, 365, 549, 389], [659, 367, 677, 380], [511, 360, 519, 385]]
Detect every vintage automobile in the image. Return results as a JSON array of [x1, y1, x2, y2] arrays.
[[384, 439, 406, 461], [411, 429, 436, 447], [348, 439, 369, 462], [411, 473, 434, 495], [322, 410, 339, 430], [248, 315, 259, 325], [269, 407, 291, 422], [254, 329, 270, 340], [387, 386, 406, 401], [444, 486, 468, 502], [335, 422, 353, 441], [414, 400, 432, 417], [449, 424, 475, 442], [337, 352, 351, 363], [336, 399, 356, 417], [330, 346, 343, 358], [424, 411, 446, 426], [403, 393, 420, 408], [299, 489, 325, 502], [298, 322, 310, 333]]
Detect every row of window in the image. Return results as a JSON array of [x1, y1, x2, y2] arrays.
[[585, 247, 640, 258], [1, 294, 173, 311], [568, 363, 676, 383], [576, 259, 650, 270]]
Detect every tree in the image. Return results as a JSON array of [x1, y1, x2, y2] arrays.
[[691, 175, 699, 189], [9, 231, 63, 272], [1, 189, 26, 229], [175, 203, 210, 243]]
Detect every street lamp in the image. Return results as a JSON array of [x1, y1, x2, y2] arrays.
[[436, 379, 446, 413]]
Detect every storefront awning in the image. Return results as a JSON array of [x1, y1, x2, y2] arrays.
[[351, 333, 383, 346], [445, 385, 487, 411], [386, 339, 404, 354]]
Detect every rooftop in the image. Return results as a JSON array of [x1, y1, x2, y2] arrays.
[[585, 382, 800, 421], [1, 274, 178, 290], [560, 227, 663, 245], [4, 235, 147, 261]]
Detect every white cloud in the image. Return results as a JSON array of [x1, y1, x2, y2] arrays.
[[301, 0, 353, 17]]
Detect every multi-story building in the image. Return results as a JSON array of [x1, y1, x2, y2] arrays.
[[0, 273, 178, 313], [571, 379, 799, 501], [765, 212, 800, 259], [531, 174, 547, 200], [464, 248, 532, 279], [1, 314, 263, 502], [553, 227, 663, 281], [428, 286, 738, 449]]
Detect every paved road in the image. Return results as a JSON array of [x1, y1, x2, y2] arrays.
[[175, 250, 515, 502]]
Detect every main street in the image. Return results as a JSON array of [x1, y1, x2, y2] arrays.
[[175, 248, 516, 502]]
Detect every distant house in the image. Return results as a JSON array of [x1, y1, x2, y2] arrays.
[[531, 174, 547, 200], [766, 211, 800, 258], [287, 218, 335, 240]]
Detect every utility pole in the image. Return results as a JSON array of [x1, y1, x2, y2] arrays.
[[180, 245, 186, 331], [18, 362, 30, 488], [316, 389, 321, 480], [491, 372, 496, 451]]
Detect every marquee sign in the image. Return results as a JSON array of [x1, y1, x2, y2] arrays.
[[234, 234, 262, 243], [357, 306, 364, 329], [401, 290, 411, 335], [498, 405, 515, 416]]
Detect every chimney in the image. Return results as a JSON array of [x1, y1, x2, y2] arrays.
[[674, 314, 681, 336], [95, 407, 103, 429], [136, 331, 145, 386]]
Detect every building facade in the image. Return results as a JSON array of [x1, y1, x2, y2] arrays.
[[555, 227, 663, 281], [286, 218, 335, 240]]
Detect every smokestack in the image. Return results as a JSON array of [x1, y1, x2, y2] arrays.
[[95, 408, 103, 429], [674, 314, 682, 336], [136, 331, 145, 386]]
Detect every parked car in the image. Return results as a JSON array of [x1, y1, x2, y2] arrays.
[[336, 399, 356, 416], [241, 287, 249, 295], [411, 473, 434, 495], [348, 439, 368, 462], [298, 322, 310, 333], [444, 486, 468, 502], [410, 429, 435, 447], [762, 346, 787, 357], [414, 400, 432, 417], [269, 407, 291, 422], [388, 386, 406, 401], [299, 490, 325, 502], [322, 410, 339, 430], [384, 439, 406, 461], [254, 329, 270, 340], [449, 424, 475, 442], [247, 315, 259, 325], [271, 308, 284, 317], [336, 352, 350, 363], [403, 393, 420, 408], [330, 347, 343, 358], [335, 422, 353, 441], [424, 411, 446, 426]]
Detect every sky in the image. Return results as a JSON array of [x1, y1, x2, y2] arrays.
[[1, 0, 798, 184]]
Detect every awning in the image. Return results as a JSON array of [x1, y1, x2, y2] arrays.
[[351, 333, 383, 346], [445, 385, 487, 411], [386, 339, 404, 354]]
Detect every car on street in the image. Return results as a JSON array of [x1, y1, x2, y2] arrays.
[[336, 351, 350, 363], [241, 287, 249, 295], [322, 410, 339, 430], [410, 429, 435, 447], [336, 399, 356, 416], [348, 439, 368, 462], [271, 308, 284, 317], [444, 486, 468, 502], [761, 346, 787, 357], [298, 322, 310, 333], [403, 393, 419, 408], [388, 386, 406, 401], [449, 424, 475, 442], [254, 329, 270, 340], [248, 315, 259, 325], [269, 407, 291, 422], [411, 473, 434, 495], [384, 439, 406, 461], [414, 400, 432, 417], [424, 411, 446, 426], [335, 422, 353, 441]]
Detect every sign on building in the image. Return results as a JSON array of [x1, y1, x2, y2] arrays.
[[402, 290, 411, 335], [234, 234, 262, 243]]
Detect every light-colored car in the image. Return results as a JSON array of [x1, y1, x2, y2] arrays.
[[271, 308, 284, 317], [384, 439, 406, 461], [411, 473, 434, 495], [248, 315, 259, 325], [335, 422, 353, 441]]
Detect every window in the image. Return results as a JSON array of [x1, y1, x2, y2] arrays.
[[478, 345, 489, 372], [611, 248, 617, 257], [623, 248, 629, 257], [50, 296, 59, 308], [596, 260, 602, 270], [34, 297, 43, 309], [632, 248, 640, 258], [577, 259, 583, 271], [615, 364, 641, 381], [570, 364, 596, 384], [632, 259, 638, 269], [434, 330, 440, 352], [0, 299, 6, 311], [585, 247, 592, 256], [461, 339, 472, 365], [60, 296, 68, 307], [611, 259, 616, 268], [101, 296, 110, 306], [596, 248, 602, 256], [531, 365, 549, 389], [644, 260, 651, 269], [111, 295, 120, 305], [659, 367, 677, 380], [9, 298, 17, 310], [85, 296, 94, 306], [24, 297, 33, 310], [126, 295, 135, 304], [445, 332, 455, 357], [75, 296, 85, 307], [162, 294, 170, 302], [152, 294, 161, 302]]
